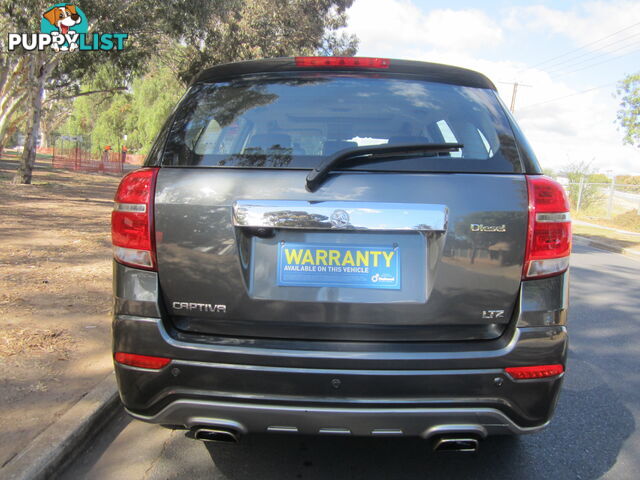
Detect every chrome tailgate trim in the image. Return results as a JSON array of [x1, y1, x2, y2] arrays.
[[232, 200, 448, 231]]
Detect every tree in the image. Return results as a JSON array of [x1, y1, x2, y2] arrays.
[[91, 94, 132, 151], [587, 172, 610, 184], [126, 64, 182, 153], [60, 64, 135, 152], [0, 56, 29, 153], [60, 62, 181, 153], [617, 174, 640, 194], [2, 0, 167, 183], [616, 72, 640, 147], [40, 98, 73, 148], [13, 51, 56, 184], [157, 0, 357, 84], [3, 0, 357, 183], [561, 161, 603, 211]]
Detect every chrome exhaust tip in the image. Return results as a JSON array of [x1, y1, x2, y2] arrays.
[[433, 437, 479, 453], [193, 427, 239, 444]]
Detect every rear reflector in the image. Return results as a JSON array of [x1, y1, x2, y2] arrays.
[[113, 246, 154, 269], [505, 364, 564, 380], [111, 168, 159, 270], [523, 175, 572, 279], [295, 56, 390, 69], [114, 352, 171, 369]]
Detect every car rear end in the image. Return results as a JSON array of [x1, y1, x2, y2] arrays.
[[111, 57, 570, 444]]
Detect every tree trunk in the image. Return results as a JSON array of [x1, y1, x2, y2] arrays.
[[0, 57, 28, 152], [41, 133, 50, 149], [0, 91, 27, 150], [12, 55, 48, 185]]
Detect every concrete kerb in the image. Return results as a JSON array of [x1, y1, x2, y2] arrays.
[[573, 235, 640, 258], [1, 372, 120, 480]]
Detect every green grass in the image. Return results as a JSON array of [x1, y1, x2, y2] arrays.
[[1, 150, 52, 161]]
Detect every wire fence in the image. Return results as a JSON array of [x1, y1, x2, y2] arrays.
[[566, 181, 640, 223]]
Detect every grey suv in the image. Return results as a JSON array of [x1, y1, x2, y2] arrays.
[[112, 57, 570, 452]]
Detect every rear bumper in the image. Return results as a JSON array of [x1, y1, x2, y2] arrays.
[[126, 399, 549, 439], [113, 315, 566, 436], [113, 263, 569, 437]]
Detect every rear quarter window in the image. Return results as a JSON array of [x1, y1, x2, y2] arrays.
[[162, 73, 522, 173]]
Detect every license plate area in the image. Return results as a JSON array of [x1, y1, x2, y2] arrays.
[[247, 231, 426, 303], [277, 243, 400, 290]]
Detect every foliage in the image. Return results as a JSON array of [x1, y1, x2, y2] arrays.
[[61, 63, 181, 153], [40, 97, 73, 147], [616, 174, 640, 194], [91, 95, 132, 151], [126, 65, 182, 153], [60, 65, 123, 151], [1, 0, 164, 100], [561, 161, 604, 210], [588, 173, 611, 184], [2, 0, 358, 181], [53, 0, 359, 153], [1, 0, 168, 182], [616, 72, 640, 148], [158, 0, 358, 84]]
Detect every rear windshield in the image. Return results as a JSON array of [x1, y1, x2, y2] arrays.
[[162, 73, 522, 173]]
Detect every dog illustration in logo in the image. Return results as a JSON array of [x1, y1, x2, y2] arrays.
[[43, 4, 82, 51]]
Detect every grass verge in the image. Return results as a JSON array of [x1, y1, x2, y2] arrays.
[[573, 224, 640, 252]]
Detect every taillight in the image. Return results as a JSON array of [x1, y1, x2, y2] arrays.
[[295, 56, 390, 68], [111, 168, 159, 270], [114, 352, 171, 369], [523, 175, 572, 279], [505, 364, 564, 380]]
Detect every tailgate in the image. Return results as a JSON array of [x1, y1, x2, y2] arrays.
[[154, 169, 528, 341]]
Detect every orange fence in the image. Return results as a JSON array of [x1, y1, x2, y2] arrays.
[[51, 146, 144, 174], [37, 147, 55, 155], [126, 153, 145, 165]]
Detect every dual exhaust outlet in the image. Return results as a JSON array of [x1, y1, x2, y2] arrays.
[[192, 426, 479, 453], [432, 436, 480, 453], [193, 427, 240, 444]]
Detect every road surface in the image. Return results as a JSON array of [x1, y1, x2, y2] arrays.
[[60, 244, 640, 479]]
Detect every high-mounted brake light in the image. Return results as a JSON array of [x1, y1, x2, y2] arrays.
[[114, 352, 171, 369], [111, 168, 159, 270], [505, 364, 564, 380], [295, 56, 390, 69], [523, 175, 572, 279]]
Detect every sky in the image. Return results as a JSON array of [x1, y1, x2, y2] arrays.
[[344, 0, 640, 175]]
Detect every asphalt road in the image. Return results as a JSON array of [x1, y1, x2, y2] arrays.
[[60, 244, 640, 479]]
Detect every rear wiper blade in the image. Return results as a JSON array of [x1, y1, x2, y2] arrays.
[[305, 143, 463, 192]]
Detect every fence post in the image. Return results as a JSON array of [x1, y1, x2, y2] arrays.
[[576, 177, 585, 213], [607, 176, 616, 219]]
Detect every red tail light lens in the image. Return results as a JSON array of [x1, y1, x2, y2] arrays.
[[523, 175, 572, 279], [114, 352, 171, 369], [111, 168, 159, 270], [505, 364, 564, 380], [295, 56, 390, 69]]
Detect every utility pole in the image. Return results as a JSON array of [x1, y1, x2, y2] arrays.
[[576, 175, 585, 213], [510, 83, 519, 113], [499, 82, 532, 113], [608, 174, 617, 219]]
